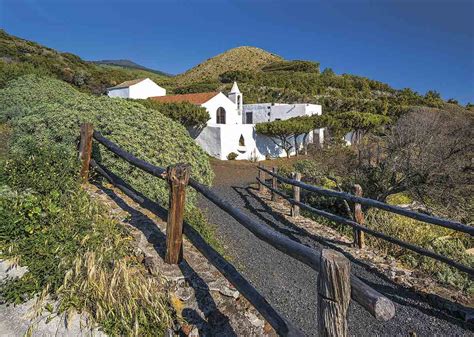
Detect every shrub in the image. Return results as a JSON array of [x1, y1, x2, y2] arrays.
[[227, 152, 238, 160], [0, 75, 213, 207], [135, 99, 209, 128]]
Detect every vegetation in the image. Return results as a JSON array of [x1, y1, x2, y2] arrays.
[[227, 152, 238, 160], [0, 29, 169, 95], [0, 75, 213, 206], [175, 46, 282, 84], [0, 135, 174, 335], [135, 99, 210, 127], [0, 75, 224, 333], [280, 107, 473, 293]]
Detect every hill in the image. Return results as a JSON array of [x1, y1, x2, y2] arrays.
[[91, 59, 171, 77], [0, 29, 168, 95], [175, 46, 282, 84], [170, 46, 466, 118]]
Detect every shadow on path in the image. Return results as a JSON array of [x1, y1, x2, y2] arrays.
[[231, 184, 474, 330], [92, 166, 302, 336]]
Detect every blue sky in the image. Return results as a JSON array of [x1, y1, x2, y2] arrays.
[[1, 0, 473, 104]]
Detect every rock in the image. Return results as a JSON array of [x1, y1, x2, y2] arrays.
[[189, 327, 200, 337], [219, 286, 240, 299], [175, 286, 194, 301], [246, 312, 265, 328], [143, 256, 159, 276]]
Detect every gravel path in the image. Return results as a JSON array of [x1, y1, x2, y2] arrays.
[[197, 160, 474, 337]]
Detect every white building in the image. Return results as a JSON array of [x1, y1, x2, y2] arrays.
[[109, 78, 323, 161], [107, 78, 166, 99]]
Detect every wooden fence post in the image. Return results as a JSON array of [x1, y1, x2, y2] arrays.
[[353, 184, 365, 249], [258, 163, 265, 193], [165, 163, 190, 264], [271, 167, 278, 201], [78, 123, 93, 183], [318, 249, 351, 337], [291, 172, 301, 217]]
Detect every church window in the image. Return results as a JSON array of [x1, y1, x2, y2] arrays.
[[216, 107, 226, 124]]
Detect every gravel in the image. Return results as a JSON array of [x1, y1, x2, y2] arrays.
[[198, 160, 474, 336]]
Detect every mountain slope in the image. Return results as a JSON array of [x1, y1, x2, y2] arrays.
[[0, 29, 168, 94], [175, 46, 282, 83], [91, 59, 171, 77]]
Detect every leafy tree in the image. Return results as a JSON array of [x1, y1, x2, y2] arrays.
[[447, 98, 459, 105], [256, 119, 297, 157]]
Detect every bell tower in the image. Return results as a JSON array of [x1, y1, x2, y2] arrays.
[[228, 81, 243, 115]]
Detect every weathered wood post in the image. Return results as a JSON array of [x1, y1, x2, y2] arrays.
[[258, 163, 265, 193], [318, 249, 351, 337], [165, 163, 190, 264], [78, 123, 94, 183], [291, 172, 301, 217], [271, 167, 278, 201], [353, 184, 365, 249]]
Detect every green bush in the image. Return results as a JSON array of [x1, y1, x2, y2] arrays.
[[262, 60, 320, 73], [0, 75, 213, 207], [134, 99, 209, 127], [227, 152, 238, 160]]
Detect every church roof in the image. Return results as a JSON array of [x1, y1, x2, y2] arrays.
[[108, 78, 147, 90], [230, 81, 241, 94], [149, 92, 220, 105]]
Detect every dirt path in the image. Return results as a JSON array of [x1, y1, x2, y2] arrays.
[[197, 159, 474, 336]]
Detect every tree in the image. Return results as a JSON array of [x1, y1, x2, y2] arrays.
[[135, 100, 209, 128], [256, 119, 296, 158], [356, 108, 473, 219]]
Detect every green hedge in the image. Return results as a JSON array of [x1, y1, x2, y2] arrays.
[[0, 75, 213, 206]]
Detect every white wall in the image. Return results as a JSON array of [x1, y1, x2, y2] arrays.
[[107, 87, 130, 98], [203, 93, 241, 126], [191, 124, 311, 161], [129, 78, 166, 99], [243, 103, 322, 124]]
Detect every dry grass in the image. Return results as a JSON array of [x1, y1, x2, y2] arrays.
[[47, 250, 175, 336]]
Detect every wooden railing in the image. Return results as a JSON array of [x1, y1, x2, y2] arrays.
[[257, 165, 474, 277], [78, 124, 396, 336]]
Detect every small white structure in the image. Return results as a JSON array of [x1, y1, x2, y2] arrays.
[[107, 78, 166, 99], [108, 79, 324, 161], [150, 81, 323, 160]]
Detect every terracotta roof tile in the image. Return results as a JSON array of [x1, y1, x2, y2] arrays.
[[150, 92, 219, 105], [108, 78, 147, 90]]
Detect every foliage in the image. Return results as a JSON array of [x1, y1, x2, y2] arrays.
[[365, 210, 473, 293], [0, 144, 174, 334], [262, 60, 320, 73], [175, 46, 282, 83], [135, 99, 210, 127], [256, 118, 299, 157], [0, 29, 168, 95], [227, 152, 238, 160], [0, 75, 213, 208], [173, 82, 220, 94]]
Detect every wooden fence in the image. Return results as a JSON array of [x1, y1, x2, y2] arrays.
[[79, 124, 396, 337], [256, 165, 474, 277]]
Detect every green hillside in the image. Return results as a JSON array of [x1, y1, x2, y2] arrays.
[[174, 46, 282, 84], [0, 29, 168, 95], [169, 46, 461, 118], [91, 59, 171, 77]]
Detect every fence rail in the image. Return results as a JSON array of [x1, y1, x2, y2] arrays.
[[79, 124, 396, 336], [257, 165, 474, 277]]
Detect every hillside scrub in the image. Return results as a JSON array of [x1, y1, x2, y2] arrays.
[[0, 75, 213, 206], [0, 142, 175, 335], [0, 29, 169, 95], [280, 109, 474, 292], [134, 99, 210, 127]]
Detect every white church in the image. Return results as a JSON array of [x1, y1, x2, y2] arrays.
[[107, 78, 323, 161]]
